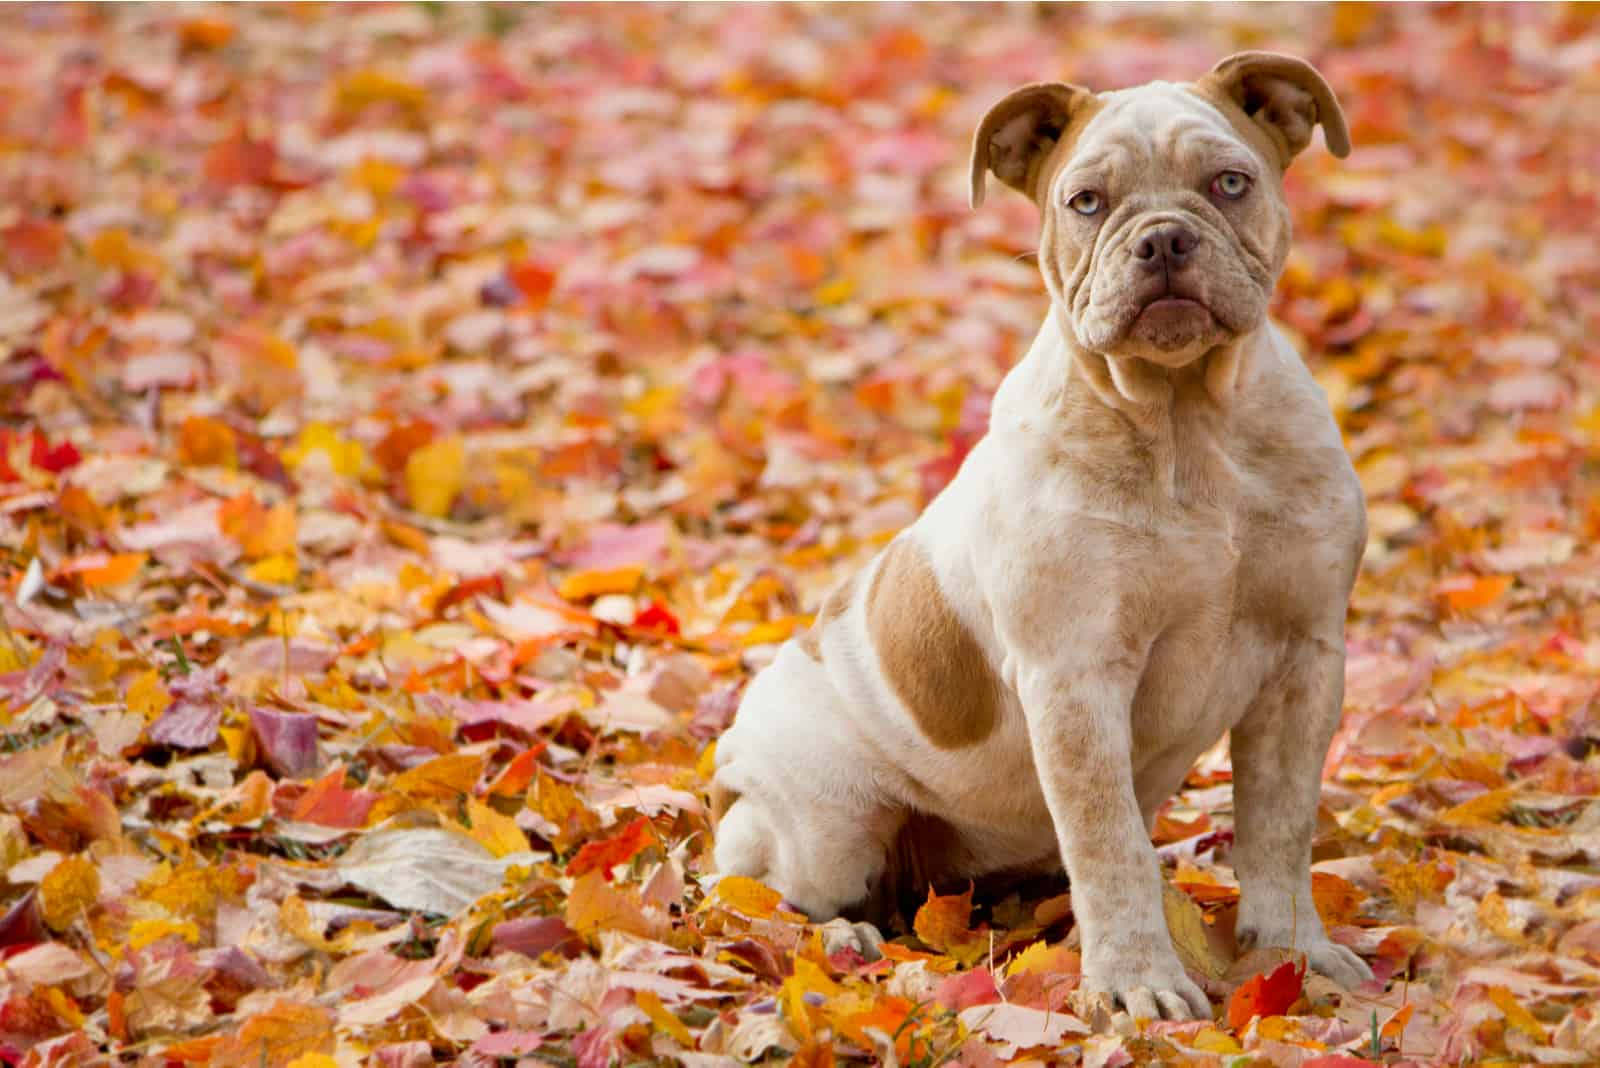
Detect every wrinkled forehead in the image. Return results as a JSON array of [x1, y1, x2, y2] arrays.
[[1060, 82, 1266, 179]]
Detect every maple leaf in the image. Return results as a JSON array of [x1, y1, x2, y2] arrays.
[[1227, 957, 1306, 1030], [566, 816, 655, 879]]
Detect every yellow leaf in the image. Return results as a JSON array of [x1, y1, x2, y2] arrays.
[[246, 554, 299, 585], [1488, 987, 1545, 1041], [1006, 939, 1079, 978], [285, 1056, 339, 1068], [1478, 891, 1528, 943], [127, 916, 201, 949], [279, 894, 336, 953], [566, 871, 656, 938], [390, 752, 485, 800], [814, 277, 854, 305], [464, 798, 530, 858], [405, 436, 465, 518], [636, 990, 693, 1047], [740, 617, 801, 647], [283, 423, 368, 479], [1163, 882, 1227, 979], [557, 566, 643, 601], [336, 70, 427, 112], [126, 670, 172, 722], [39, 855, 100, 931], [1439, 787, 1516, 827], [348, 157, 404, 198], [711, 875, 782, 919], [1191, 1028, 1243, 1054]]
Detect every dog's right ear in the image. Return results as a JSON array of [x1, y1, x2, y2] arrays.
[[969, 82, 1093, 210]]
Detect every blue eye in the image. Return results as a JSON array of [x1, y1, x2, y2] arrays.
[[1068, 190, 1103, 215], [1211, 171, 1251, 199]]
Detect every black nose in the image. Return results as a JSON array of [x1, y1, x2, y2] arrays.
[[1133, 224, 1200, 270]]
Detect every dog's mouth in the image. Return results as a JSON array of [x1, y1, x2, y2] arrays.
[[1126, 288, 1217, 353]]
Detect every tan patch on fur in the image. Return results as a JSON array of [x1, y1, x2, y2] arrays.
[[798, 571, 859, 661], [867, 539, 1001, 749], [709, 782, 739, 825]]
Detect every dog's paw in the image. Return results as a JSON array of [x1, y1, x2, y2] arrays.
[[1235, 929, 1375, 991], [1081, 958, 1211, 1021], [818, 917, 885, 962], [1299, 938, 1373, 990]]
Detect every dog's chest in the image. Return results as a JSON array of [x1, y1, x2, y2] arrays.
[[1127, 413, 1359, 734]]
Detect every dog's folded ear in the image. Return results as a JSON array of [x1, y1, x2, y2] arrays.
[[969, 82, 1092, 209], [1201, 52, 1350, 166]]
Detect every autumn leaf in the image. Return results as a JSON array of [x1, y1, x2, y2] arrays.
[[1226, 957, 1305, 1029], [39, 855, 99, 932], [710, 875, 782, 919], [216, 1000, 334, 1068], [566, 816, 655, 879], [405, 436, 466, 518]]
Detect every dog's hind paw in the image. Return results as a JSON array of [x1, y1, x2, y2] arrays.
[[818, 917, 885, 961]]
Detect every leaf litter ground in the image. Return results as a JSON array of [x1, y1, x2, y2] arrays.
[[2, 4, 1600, 1066]]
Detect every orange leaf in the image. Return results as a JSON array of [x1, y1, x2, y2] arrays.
[[568, 817, 655, 879], [488, 744, 547, 797], [1435, 573, 1512, 613], [216, 999, 334, 1068], [62, 552, 146, 589], [1380, 1001, 1415, 1041], [177, 415, 237, 468], [1226, 958, 1304, 1029], [1486, 986, 1545, 1040], [558, 566, 643, 601], [913, 885, 975, 954], [178, 16, 235, 49], [566, 870, 656, 938], [1312, 871, 1367, 927]]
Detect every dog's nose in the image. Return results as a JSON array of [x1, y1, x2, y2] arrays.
[[1133, 224, 1200, 270]]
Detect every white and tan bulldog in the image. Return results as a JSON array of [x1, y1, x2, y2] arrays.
[[711, 52, 1373, 1019]]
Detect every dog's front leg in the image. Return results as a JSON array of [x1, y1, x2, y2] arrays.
[[1020, 670, 1211, 1021], [1230, 637, 1373, 988]]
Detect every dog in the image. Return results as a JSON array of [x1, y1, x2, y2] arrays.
[[711, 52, 1374, 1020]]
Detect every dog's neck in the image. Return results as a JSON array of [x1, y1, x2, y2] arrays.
[[993, 311, 1263, 499], [994, 311, 1256, 418], [1052, 308, 1256, 418]]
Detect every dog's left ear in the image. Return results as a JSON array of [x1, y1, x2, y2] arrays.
[[1201, 52, 1350, 166], [969, 82, 1092, 209]]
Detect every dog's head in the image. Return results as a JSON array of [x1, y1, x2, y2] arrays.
[[971, 53, 1348, 366]]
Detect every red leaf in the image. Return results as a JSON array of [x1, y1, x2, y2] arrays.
[[508, 260, 558, 309], [632, 600, 681, 635], [1226, 958, 1304, 1029], [566, 817, 655, 880], [291, 765, 379, 829]]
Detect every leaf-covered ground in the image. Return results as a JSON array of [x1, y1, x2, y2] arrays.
[[3, 4, 1599, 1065]]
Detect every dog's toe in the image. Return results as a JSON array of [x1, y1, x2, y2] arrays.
[[818, 917, 885, 961], [1304, 940, 1373, 990]]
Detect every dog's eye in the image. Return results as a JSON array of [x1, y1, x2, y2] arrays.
[[1211, 171, 1252, 200], [1066, 190, 1103, 216]]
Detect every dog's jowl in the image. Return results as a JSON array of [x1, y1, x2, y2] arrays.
[[712, 52, 1373, 1020]]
